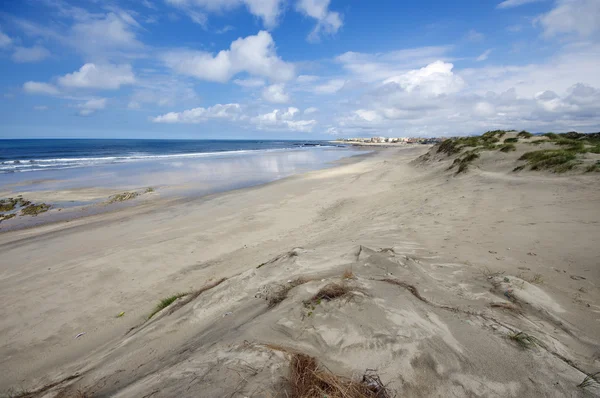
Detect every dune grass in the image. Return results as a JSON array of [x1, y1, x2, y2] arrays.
[[508, 331, 541, 349], [586, 161, 600, 173], [577, 372, 600, 389], [342, 269, 355, 280], [148, 293, 188, 320], [288, 353, 390, 398], [504, 137, 519, 143], [516, 149, 579, 173], [499, 143, 516, 153], [268, 278, 310, 308], [517, 131, 533, 138]]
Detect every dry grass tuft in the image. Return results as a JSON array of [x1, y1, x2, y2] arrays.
[[577, 371, 600, 389], [268, 278, 310, 308], [342, 269, 355, 280], [490, 302, 523, 314], [306, 283, 355, 305], [166, 278, 227, 316], [381, 279, 428, 303], [289, 353, 390, 398]]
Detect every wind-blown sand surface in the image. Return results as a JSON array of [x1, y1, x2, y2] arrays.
[[1, 145, 599, 397]]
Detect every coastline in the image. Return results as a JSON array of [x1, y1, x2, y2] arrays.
[[0, 146, 368, 233], [1, 145, 599, 396]]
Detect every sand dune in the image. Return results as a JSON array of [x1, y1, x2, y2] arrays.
[[1, 144, 599, 397]]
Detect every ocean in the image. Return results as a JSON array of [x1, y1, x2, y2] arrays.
[[0, 139, 363, 196], [0, 139, 342, 174]]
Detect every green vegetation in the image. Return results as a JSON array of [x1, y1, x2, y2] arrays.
[[434, 130, 600, 175], [499, 143, 516, 153], [449, 151, 480, 174], [0, 213, 16, 223], [586, 161, 600, 173], [107, 191, 140, 204], [508, 331, 541, 349], [588, 145, 600, 154], [482, 130, 510, 138], [20, 203, 50, 216], [144, 187, 155, 193], [516, 149, 578, 173], [517, 130, 533, 138], [437, 139, 461, 155], [578, 372, 600, 389], [148, 293, 188, 320], [0, 197, 31, 212]]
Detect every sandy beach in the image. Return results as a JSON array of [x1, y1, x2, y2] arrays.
[[1, 141, 599, 397]]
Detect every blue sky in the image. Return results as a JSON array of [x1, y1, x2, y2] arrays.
[[0, 0, 599, 139]]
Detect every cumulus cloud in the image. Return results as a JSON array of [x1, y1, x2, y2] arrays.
[[58, 63, 135, 90], [262, 83, 289, 103], [313, 78, 346, 94], [497, 0, 545, 9], [251, 107, 317, 132], [163, 31, 295, 83], [383, 61, 465, 96], [336, 46, 453, 82], [304, 107, 318, 114], [77, 98, 107, 116], [166, 0, 284, 28], [152, 103, 317, 132], [12, 46, 51, 63], [23, 81, 60, 95], [152, 103, 242, 123], [538, 0, 600, 38], [296, 0, 343, 42]]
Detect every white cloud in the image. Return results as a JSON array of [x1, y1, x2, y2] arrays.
[[70, 11, 143, 60], [296, 0, 342, 42], [77, 98, 107, 116], [152, 103, 242, 123], [33, 105, 49, 111], [296, 75, 319, 83], [233, 77, 266, 87], [476, 49, 493, 62], [304, 106, 318, 114], [313, 78, 346, 94], [0, 29, 12, 48], [262, 83, 289, 103], [497, 0, 545, 9], [466, 29, 485, 42], [12, 46, 51, 63], [163, 31, 295, 83], [251, 107, 317, 132], [216, 25, 235, 34], [23, 81, 60, 95], [538, 0, 600, 38], [383, 61, 465, 96], [330, 44, 600, 136], [58, 63, 135, 90], [165, 0, 284, 28], [336, 46, 453, 82]]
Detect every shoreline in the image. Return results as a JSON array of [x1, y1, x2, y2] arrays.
[[0, 147, 370, 233], [1, 144, 598, 396]]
